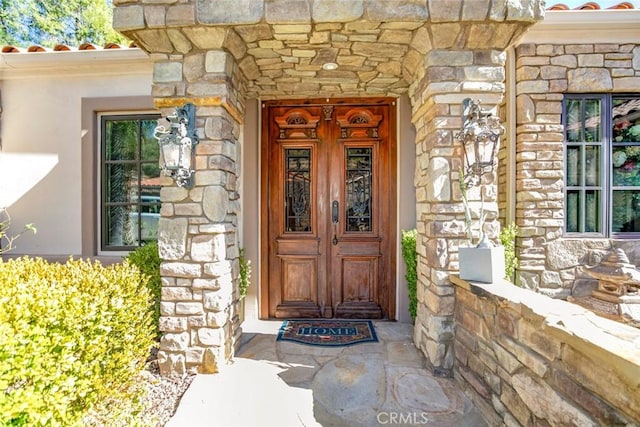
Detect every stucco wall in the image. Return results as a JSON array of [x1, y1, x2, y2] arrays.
[[0, 51, 153, 257]]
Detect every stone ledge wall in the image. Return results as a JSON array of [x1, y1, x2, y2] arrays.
[[513, 42, 640, 296], [452, 275, 640, 426]]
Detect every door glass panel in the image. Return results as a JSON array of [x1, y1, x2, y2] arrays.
[[346, 147, 372, 232], [285, 148, 311, 232]]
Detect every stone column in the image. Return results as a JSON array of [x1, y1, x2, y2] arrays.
[[409, 49, 506, 376], [154, 49, 246, 375]]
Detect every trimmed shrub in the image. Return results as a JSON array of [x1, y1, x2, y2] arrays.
[[125, 242, 161, 339], [401, 229, 418, 321], [499, 222, 519, 283], [238, 247, 251, 299], [0, 257, 155, 426]]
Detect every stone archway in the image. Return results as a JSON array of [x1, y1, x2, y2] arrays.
[[113, 0, 544, 375]]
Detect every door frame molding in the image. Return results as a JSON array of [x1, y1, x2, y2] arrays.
[[259, 97, 398, 319]]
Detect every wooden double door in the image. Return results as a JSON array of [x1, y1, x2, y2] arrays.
[[261, 98, 397, 319]]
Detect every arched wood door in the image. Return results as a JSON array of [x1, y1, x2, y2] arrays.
[[261, 98, 397, 319]]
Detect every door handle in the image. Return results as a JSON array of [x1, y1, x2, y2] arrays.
[[332, 200, 339, 245]]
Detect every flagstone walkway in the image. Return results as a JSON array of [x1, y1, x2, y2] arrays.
[[167, 320, 486, 427]]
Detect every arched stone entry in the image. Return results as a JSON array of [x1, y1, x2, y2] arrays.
[[113, 0, 544, 375]]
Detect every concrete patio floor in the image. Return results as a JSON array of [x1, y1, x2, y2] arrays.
[[167, 320, 486, 427]]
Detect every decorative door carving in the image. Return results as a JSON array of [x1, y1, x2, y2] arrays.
[[261, 98, 396, 319]]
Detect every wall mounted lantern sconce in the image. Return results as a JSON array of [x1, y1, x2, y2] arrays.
[[154, 103, 199, 188], [456, 98, 504, 187]]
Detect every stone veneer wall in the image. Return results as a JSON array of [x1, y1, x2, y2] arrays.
[[514, 42, 640, 296], [112, 0, 545, 375], [154, 50, 247, 375], [452, 275, 640, 425], [409, 49, 506, 375]]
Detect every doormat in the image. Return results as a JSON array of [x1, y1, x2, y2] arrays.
[[277, 319, 378, 347]]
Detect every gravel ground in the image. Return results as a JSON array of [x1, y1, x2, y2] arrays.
[[138, 348, 195, 427]]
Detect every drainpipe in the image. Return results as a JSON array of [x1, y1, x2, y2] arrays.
[[506, 46, 516, 225]]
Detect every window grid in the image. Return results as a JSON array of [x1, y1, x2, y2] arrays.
[[564, 95, 606, 236], [610, 96, 640, 236], [100, 114, 161, 251], [564, 94, 640, 238]]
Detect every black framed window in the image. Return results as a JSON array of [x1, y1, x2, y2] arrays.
[[100, 114, 161, 251], [564, 94, 640, 237]]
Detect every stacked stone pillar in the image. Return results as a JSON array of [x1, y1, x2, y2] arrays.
[[409, 49, 506, 376], [154, 49, 246, 375]]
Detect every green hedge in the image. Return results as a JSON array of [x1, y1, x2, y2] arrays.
[[499, 222, 519, 283], [401, 229, 418, 321], [125, 242, 161, 339], [0, 257, 155, 426]]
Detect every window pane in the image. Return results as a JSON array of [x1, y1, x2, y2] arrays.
[[611, 97, 640, 235], [285, 148, 311, 232], [102, 114, 160, 251], [612, 190, 640, 233], [564, 96, 605, 236], [566, 190, 581, 232], [584, 145, 600, 186], [585, 190, 601, 233], [141, 119, 161, 180], [346, 147, 373, 232], [105, 120, 139, 161], [105, 163, 138, 204], [566, 146, 581, 186], [613, 98, 640, 143], [585, 99, 602, 142], [105, 204, 140, 247], [566, 99, 583, 142], [612, 146, 640, 186]]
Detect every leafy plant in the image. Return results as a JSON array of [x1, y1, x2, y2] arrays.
[[401, 229, 418, 321], [499, 222, 519, 282], [125, 241, 161, 339], [0, 208, 36, 255], [0, 257, 155, 426], [239, 248, 251, 299]]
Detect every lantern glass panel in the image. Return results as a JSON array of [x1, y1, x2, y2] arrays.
[[160, 139, 182, 170]]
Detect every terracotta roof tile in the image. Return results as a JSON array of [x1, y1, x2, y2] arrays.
[[27, 45, 48, 53], [607, 1, 635, 8], [548, 1, 638, 9], [53, 44, 72, 51], [1, 46, 23, 53], [1, 42, 140, 54], [78, 43, 98, 50]]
